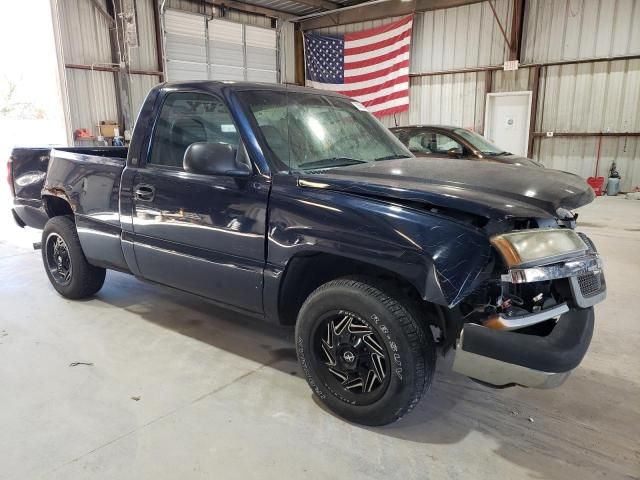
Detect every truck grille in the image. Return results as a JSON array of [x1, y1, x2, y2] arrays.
[[577, 272, 603, 298]]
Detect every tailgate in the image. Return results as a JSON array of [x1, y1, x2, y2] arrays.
[[9, 147, 51, 229], [10, 147, 50, 202]]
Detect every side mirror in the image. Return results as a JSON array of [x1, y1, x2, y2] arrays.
[[183, 142, 251, 177], [447, 147, 463, 158]]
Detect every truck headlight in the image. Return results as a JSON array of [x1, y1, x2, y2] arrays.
[[491, 229, 588, 268]]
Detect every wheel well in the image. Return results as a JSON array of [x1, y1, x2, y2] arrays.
[[43, 195, 73, 218], [277, 253, 440, 329]]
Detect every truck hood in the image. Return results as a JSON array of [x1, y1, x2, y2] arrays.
[[298, 158, 594, 219]]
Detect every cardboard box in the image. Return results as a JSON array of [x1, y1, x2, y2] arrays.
[[99, 121, 119, 138]]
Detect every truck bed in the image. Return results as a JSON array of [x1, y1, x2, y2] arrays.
[[10, 146, 127, 230]]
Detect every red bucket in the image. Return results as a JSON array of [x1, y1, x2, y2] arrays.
[[587, 176, 605, 196]]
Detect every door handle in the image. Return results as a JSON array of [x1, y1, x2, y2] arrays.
[[134, 184, 155, 201]]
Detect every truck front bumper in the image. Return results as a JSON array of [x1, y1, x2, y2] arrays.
[[452, 307, 594, 388]]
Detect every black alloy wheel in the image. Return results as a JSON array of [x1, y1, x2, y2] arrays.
[[41, 216, 106, 299], [45, 233, 73, 286], [313, 311, 390, 405]]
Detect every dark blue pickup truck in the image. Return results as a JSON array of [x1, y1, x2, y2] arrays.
[[8, 82, 606, 425]]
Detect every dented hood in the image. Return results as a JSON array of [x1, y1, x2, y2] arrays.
[[299, 158, 594, 219]]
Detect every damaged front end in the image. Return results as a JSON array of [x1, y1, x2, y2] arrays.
[[451, 226, 606, 389]]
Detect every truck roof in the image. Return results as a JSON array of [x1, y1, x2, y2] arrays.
[[155, 80, 347, 99]]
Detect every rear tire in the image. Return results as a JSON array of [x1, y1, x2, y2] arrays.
[[295, 276, 436, 426], [41, 216, 106, 299]]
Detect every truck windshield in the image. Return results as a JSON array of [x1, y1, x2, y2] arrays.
[[236, 90, 412, 171]]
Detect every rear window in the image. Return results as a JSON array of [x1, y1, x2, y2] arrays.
[[148, 92, 239, 169]]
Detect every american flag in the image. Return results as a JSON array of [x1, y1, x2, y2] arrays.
[[304, 15, 413, 117]]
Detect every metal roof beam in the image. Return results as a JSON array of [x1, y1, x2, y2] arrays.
[[289, 0, 340, 11], [297, 0, 484, 29], [197, 0, 296, 19]]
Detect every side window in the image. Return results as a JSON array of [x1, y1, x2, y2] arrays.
[[407, 133, 434, 153], [433, 133, 462, 154], [148, 92, 239, 168]]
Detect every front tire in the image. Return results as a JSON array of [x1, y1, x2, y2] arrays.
[[295, 277, 436, 426], [42, 216, 106, 299]]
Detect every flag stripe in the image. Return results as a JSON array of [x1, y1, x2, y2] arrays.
[[360, 88, 409, 108], [343, 15, 412, 42], [367, 96, 410, 113], [344, 44, 410, 70], [345, 59, 410, 83], [306, 67, 409, 92], [338, 76, 408, 98], [344, 21, 412, 50], [343, 29, 412, 57], [352, 82, 408, 103]]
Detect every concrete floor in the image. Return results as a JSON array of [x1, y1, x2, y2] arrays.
[[1, 195, 639, 480]]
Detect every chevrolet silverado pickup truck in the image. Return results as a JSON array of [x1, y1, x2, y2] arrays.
[[8, 82, 606, 426]]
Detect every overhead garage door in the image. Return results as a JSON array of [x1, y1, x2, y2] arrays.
[[164, 10, 277, 83], [164, 10, 207, 81]]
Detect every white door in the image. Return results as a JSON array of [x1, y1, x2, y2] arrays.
[[484, 92, 532, 157]]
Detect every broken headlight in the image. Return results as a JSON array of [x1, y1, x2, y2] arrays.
[[491, 228, 588, 268]]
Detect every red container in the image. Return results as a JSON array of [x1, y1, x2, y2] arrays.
[[587, 176, 605, 196]]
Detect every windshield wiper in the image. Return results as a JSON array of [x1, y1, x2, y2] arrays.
[[299, 157, 368, 169], [496, 151, 512, 156], [374, 154, 412, 161]]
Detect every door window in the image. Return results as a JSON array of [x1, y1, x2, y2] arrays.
[[148, 92, 239, 169], [407, 132, 433, 153], [433, 133, 462, 154], [407, 132, 462, 155]]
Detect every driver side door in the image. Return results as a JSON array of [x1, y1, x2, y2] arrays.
[[129, 91, 269, 313]]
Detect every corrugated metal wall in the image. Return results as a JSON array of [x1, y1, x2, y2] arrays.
[[57, 0, 119, 135], [523, 0, 640, 63], [494, 0, 639, 190], [129, 74, 160, 121], [539, 59, 640, 133], [130, 0, 162, 121], [129, 0, 158, 71], [279, 21, 296, 84], [56, 0, 160, 137], [411, 0, 512, 72], [534, 136, 639, 190], [532, 57, 640, 190], [376, 73, 487, 130]]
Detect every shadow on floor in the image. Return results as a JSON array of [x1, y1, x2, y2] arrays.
[[94, 271, 640, 480]]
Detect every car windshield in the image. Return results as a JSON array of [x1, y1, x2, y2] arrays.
[[453, 128, 509, 155], [236, 90, 412, 171]]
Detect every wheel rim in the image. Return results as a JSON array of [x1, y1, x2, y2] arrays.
[[312, 311, 390, 404], [45, 233, 73, 286]]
